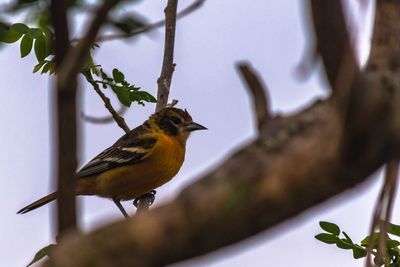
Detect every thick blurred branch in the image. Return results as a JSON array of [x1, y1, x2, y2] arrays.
[[58, 0, 121, 88], [50, 0, 77, 234], [51, 0, 124, 222], [237, 62, 271, 132], [310, 0, 359, 118], [43, 1, 400, 266]]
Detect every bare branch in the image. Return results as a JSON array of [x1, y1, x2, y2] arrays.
[[45, 78, 400, 266], [81, 106, 127, 124], [365, 160, 399, 267], [310, 0, 359, 105], [155, 0, 178, 112], [166, 99, 179, 108], [86, 77, 130, 133], [96, 0, 205, 42], [50, 0, 77, 234], [237, 62, 271, 132]]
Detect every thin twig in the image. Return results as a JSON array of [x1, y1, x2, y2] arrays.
[[96, 0, 205, 42], [155, 0, 179, 112], [166, 99, 179, 108], [85, 75, 130, 133], [237, 62, 271, 133], [82, 106, 128, 124], [365, 160, 399, 267]]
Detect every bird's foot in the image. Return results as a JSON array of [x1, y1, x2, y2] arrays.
[[133, 190, 156, 208]]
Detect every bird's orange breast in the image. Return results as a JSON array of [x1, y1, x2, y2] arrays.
[[81, 134, 186, 200]]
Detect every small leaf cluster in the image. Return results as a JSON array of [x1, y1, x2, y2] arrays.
[[0, 22, 55, 74], [316, 221, 400, 266], [82, 65, 156, 107]]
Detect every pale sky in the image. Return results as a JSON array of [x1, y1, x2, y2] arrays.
[[0, 1, 394, 267]]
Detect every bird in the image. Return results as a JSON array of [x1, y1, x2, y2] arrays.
[[17, 107, 206, 217]]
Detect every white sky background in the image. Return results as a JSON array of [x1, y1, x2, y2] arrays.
[[0, 0, 396, 266]]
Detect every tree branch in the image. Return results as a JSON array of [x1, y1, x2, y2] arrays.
[[133, 0, 179, 214], [50, 0, 77, 234], [96, 0, 205, 42], [43, 1, 400, 266], [155, 0, 178, 112], [58, 0, 122, 89], [310, 0, 359, 114], [81, 106, 127, 125], [86, 76, 130, 133], [237, 62, 271, 132]]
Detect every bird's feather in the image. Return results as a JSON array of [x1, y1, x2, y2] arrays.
[[77, 125, 157, 177]]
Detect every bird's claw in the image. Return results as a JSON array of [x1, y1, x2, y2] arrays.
[[133, 190, 157, 208]]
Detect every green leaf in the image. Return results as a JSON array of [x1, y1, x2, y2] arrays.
[[112, 68, 125, 83], [342, 231, 354, 244], [112, 85, 131, 107], [48, 61, 56, 75], [27, 28, 43, 39], [315, 233, 339, 244], [0, 30, 23, 43], [361, 233, 391, 248], [336, 239, 354, 250], [42, 27, 54, 56], [34, 35, 46, 62], [20, 34, 33, 58], [41, 62, 51, 74], [33, 60, 47, 73], [389, 223, 400, 237], [319, 221, 340, 236], [27, 244, 56, 266], [11, 23, 29, 34], [132, 91, 157, 103], [387, 239, 400, 249], [352, 246, 367, 259]]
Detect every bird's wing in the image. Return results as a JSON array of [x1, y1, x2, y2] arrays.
[[77, 130, 157, 178]]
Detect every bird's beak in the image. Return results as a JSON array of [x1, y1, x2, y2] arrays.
[[183, 122, 207, 132]]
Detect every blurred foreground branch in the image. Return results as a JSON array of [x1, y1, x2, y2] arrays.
[[44, 1, 400, 266]]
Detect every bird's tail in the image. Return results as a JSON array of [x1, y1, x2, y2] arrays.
[[17, 192, 57, 214]]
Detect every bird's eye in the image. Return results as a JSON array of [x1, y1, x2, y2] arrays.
[[169, 116, 181, 125]]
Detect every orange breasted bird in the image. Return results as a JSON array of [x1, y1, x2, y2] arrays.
[[17, 107, 206, 216]]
